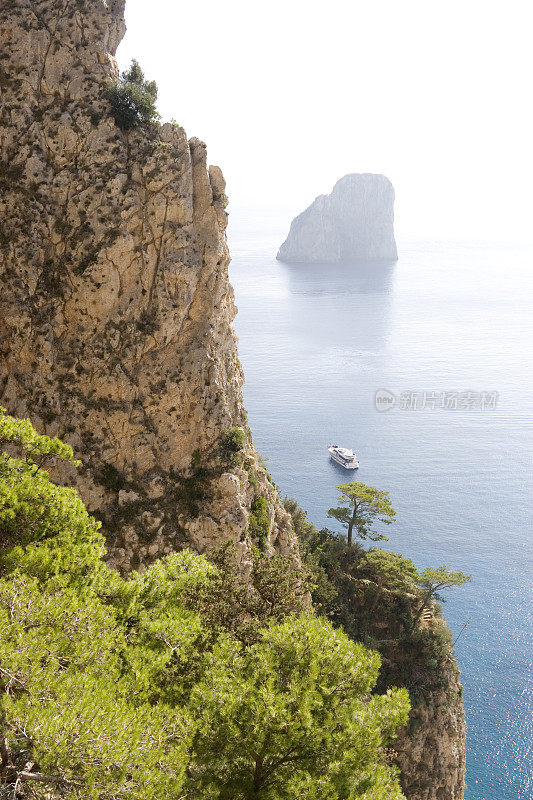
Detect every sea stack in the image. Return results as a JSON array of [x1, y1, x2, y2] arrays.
[[277, 173, 398, 262]]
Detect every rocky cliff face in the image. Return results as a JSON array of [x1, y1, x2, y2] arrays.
[[394, 661, 466, 800], [277, 173, 398, 262], [0, 0, 298, 572]]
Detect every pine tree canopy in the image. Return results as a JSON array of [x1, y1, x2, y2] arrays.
[[0, 409, 410, 799]]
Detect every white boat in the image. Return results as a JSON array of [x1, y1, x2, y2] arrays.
[[328, 445, 359, 469]]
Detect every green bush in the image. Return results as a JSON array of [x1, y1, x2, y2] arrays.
[[106, 59, 159, 131], [248, 495, 269, 549], [182, 542, 310, 645], [188, 615, 410, 799], [219, 426, 245, 465]]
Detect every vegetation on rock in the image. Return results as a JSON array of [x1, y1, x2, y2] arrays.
[[218, 426, 245, 465], [106, 60, 159, 130], [188, 616, 409, 800], [184, 541, 311, 645], [286, 489, 472, 696], [285, 490, 470, 797], [0, 411, 410, 800], [247, 495, 269, 549], [416, 566, 473, 611]]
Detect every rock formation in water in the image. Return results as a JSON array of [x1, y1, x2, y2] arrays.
[[277, 173, 398, 262], [0, 0, 298, 573]]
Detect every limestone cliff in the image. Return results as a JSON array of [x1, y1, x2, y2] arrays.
[[377, 605, 466, 800], [394, 659, 466, 800], [277, 173, 398, 262], [0, 0, 298, 572]]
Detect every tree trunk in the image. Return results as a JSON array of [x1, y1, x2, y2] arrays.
[[347, 506, 357, 546], [252, 756, 264, 792]]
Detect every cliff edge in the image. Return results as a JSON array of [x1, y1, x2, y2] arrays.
[[394, 657, 466, 800], [0, 0, 298, 572], [277, 173, 398, 262], [287, 500, 467, 800]]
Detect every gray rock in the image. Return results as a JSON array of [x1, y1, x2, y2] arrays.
[[277, 173, 398, 262]]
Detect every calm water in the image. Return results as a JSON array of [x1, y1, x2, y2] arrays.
[[228, 210, 533, 800]]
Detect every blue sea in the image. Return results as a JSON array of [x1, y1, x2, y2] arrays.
[[228, 209, 533, 800]]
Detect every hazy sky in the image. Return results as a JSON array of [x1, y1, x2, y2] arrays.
[[117, 0, 533, 241]]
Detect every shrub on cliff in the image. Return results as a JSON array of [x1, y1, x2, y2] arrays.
[[0, 409, 188, 797], [247, 495, 269, 549], [182, 541, 311, 645], [106, 59, 159, 130], [219, 426, 245, 465], [0, 410, 410, 800], [0, 408, 104, 580], [285, 494, 472, 696]]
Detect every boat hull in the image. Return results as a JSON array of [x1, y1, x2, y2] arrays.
[[328, 447, 359, 469]]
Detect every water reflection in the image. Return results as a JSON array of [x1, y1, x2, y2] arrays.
[[280, 259, 397, 296], [279, 259, 397, 353]]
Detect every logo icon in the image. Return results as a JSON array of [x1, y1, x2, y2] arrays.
[[375, 389, 396, 412]]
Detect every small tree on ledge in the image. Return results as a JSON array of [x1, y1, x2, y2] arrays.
[[415, 565, 473, 621], [106, 59, 159, 131], [327, 481, 396, 546]]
